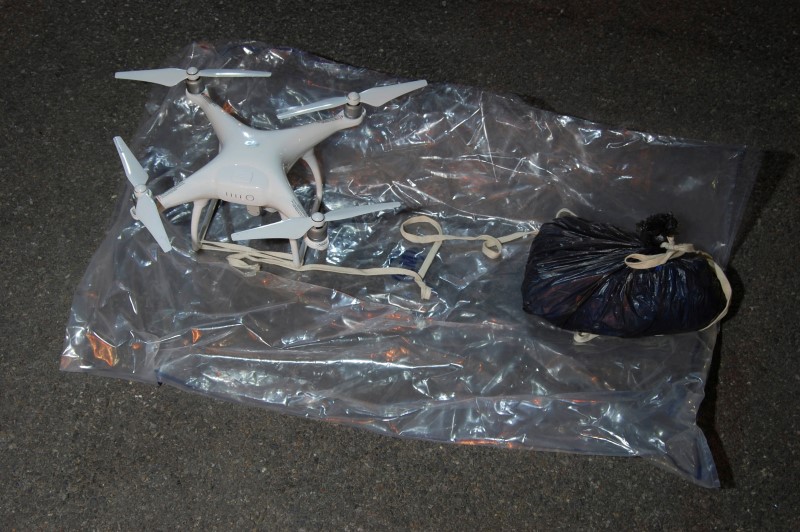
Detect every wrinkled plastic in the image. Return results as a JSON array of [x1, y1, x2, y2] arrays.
[[522, 213, 728, 337], [60, 42, 760, 487]]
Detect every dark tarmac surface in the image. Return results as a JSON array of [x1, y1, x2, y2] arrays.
[[2, 1, 798, 529]]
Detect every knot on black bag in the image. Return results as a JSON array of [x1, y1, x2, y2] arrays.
[[636, 213, 678, 251]]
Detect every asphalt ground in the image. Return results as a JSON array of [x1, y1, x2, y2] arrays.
[[1, 1, 798, 529]]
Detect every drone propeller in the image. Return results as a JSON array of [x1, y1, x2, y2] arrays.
[[276, 80, 427, 120], [231, 202, 403, 241], [113, 137, 172, 252], [115, 66, 272, 87]]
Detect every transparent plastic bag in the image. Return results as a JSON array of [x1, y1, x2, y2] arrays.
[[61, 42, 760, 487]]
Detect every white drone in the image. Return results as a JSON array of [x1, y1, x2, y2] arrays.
[[113, 65, 426, 264]]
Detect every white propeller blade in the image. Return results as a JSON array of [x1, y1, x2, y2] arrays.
[[133, 192, 172, 252], [233, 216, 315, 241], [276, 80, 427, 120], [231, 202, 402, 241], [113, 136, 148, 187], [324, 202, 403, 222], [115, 67, 271, 87], [113, 137, 172, 252]]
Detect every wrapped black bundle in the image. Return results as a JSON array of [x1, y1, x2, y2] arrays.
[[521, 213, 730, 338]]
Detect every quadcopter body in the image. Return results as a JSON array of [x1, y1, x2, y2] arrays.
[[114, 66, 425, 264]]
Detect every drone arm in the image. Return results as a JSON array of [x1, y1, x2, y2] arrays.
[[156, 162, 219, 210], [272, 112, 365, 166], [298, 112, 364, 146], [185, 90, 249, 147]]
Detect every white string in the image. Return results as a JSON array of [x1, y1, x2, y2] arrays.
[[624, 237, 731, 330], [573, 236, 732, 343], [572, 237, 733, 343], [624, 237, 696, 269], [201, 215, 538, 300], [573, 331, 599, 343]]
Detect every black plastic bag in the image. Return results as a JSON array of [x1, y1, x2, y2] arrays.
[[521, 213, 729, 338]]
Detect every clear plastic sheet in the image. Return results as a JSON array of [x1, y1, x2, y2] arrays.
[[61, 42, 760, 487]]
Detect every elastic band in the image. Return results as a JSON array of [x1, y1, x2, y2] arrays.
[[624, 237, 696, 269], [624, 237, 732, 331], [400, 215, 537, 262], [573, 331, 599, 343], [201, 240, 434, 299], [201, 215, 538, 300], [572, 237, 733, 342]]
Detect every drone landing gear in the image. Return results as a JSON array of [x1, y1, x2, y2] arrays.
[[191, 199, 219, 252]]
